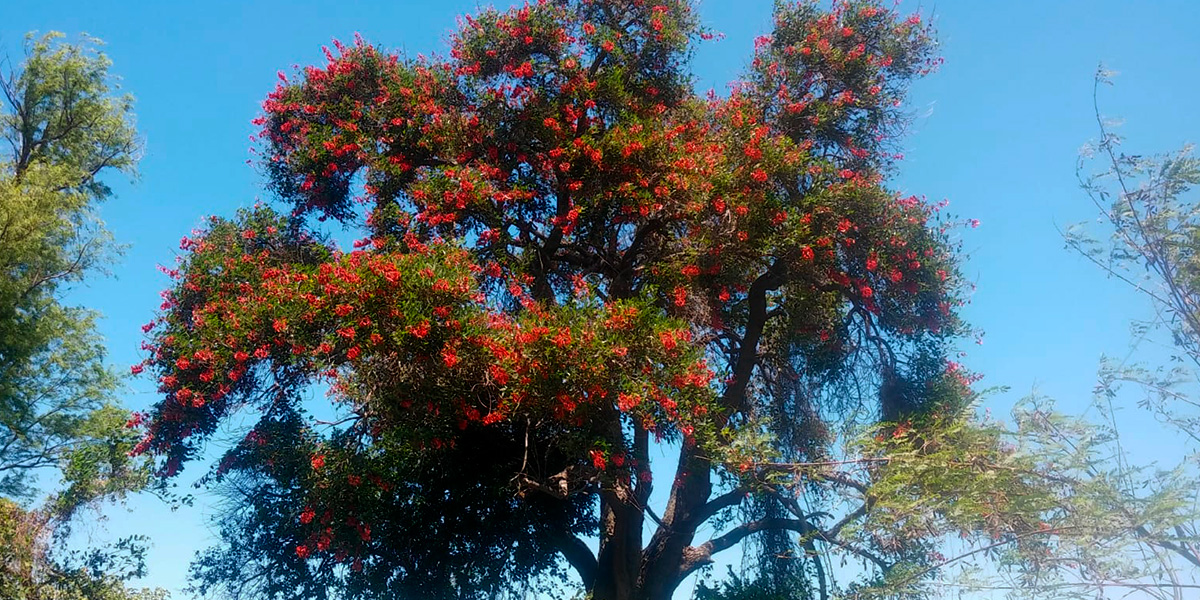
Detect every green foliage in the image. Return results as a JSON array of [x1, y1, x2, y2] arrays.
[[189, 406, 592, 600], [1067, 79, 1200, 348], [0, 30, 143, 504], [0, 31, 157, 600], [689, 62, 1200, 600], [1060, 67, 1200, 595], [696, 567, 814, 600], [1, 498, 165, 600]]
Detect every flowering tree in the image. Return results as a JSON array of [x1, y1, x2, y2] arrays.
[[130, 2, 1030, 598]]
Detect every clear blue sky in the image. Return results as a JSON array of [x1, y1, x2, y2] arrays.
[[2, 0, 1199, 596]]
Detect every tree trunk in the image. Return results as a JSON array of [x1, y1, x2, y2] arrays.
[[637, 446, 712, 600], [593, 482, 644, 600]]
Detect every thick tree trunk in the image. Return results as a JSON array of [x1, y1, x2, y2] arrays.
[[593, 482, 644, 600], [588, 448, 716, 600], [637, 446, 712, 600], [588, 455, 714, 600]]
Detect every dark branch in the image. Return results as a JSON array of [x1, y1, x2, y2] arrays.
[[722, 262, 786, 413], [692, 487, 748, 525], [549, 531, 598, 590]]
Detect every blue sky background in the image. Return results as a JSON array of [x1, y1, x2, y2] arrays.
[[3, 0, 1199, 597]]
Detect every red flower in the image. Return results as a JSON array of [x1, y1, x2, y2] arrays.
[[124, 412, 144, 429], [296, 545, 310, 559], [130, 364, 144, 375], [410, 320, 430, 339], [488, 364, 510, 386], [512, 61, 534, 78], [860, 285, 874, 298], [750, 169, 768, 183], [590, 449, 606, 470], [673, 286, 687, 307], [442, 346, 459, 368], [553, 329, 572, 348], [800, 246, 815, 260], [617, 392, 640, 411], [300, 507, 315, 524], [311, 454, 326, 470]]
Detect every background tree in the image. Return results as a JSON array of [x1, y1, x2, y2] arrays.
[[1068, 65, 1200, 445], [1015, 66, 1200, 598], [0, 32, 155, 600], [134, 2, 1080, 599]]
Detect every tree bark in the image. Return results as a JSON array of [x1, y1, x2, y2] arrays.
[[636, 445, 713, 600], [593, 480, 643, 600]]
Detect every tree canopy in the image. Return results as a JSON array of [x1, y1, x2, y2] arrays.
[[0, 31, 155, 600], [0, 30, 143, 509], [131, 2, 1089, 599]]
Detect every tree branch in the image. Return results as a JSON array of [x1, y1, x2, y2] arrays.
[[722, 262, 785, 414], [692, 487, 748, 525], [549, 531, 598, 590]]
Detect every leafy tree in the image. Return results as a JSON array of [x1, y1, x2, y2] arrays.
[[1024, 66, 1200, 598], [132, 2, 1075, 598], [1, 497, 166, 600], [0, 31, 144, 508], [1069, 66, 1200, 444], [0, 32, 155, 600]]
